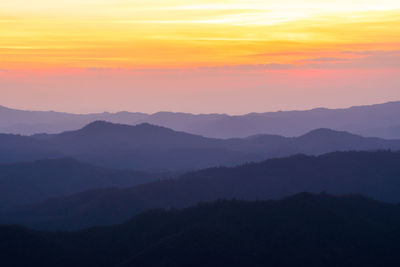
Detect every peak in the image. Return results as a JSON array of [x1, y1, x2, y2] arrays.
[[309, 128, 338, 133], [81, 121, 170, 132], [79, 121, 132, 133], [84, 120, 116, 128], [298, 129, 365, 142], [301, 128, 350, 137]]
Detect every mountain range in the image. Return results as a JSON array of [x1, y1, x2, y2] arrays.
[[1, 121, 400, 171], [2, 101, 400, 138], [2, 102, 400, 266], [4, 151, 400, 230], [2, 193, 400, 267]]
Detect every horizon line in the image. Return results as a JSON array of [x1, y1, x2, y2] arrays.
[[1, 100, 400, 117]]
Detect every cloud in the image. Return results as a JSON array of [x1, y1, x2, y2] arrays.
[[85, 67, 123, 72], [299, 57, 351, 62], [298, 54, 400, 69], [285, 50, 400, 69], [78, 49, 400, 75], [220, 52, 400, 71], [196, 63, 297, 71], [0, 69, 8, 72], [230, 63, 297, 70], [341, 50, 400, 56], [247, 51, 310, 58]]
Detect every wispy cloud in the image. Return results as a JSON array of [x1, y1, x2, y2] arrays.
[[247, 51, 312, 58], [85, 67, 123, 72], [207, 63, 297, 71], [83, 52, 400, 73], [342, 50, 400, 56], [299, 52, 400, 69], [299, 57, 351, 62], [230, 50, 400, 70]]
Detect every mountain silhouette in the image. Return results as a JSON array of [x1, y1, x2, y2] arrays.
[[2, 194, 400, 266], [0, 158, 160, 211], [2, 101, 400, 138], [44, 121, 216, 152], [1, 122, 400, 171], [0, 133, 60, 163], [5, 151, 400, 230]]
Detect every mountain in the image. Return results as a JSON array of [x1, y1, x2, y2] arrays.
[[3, 101, 400, 138], [42, 121, 219, 152], [0, 158, 160, 211], [0, 104, 148, 135], [27, 121, 266, 171], [0, 133, 61, 164], [6, 151, 400, 230], [2, 121, 400, 171], [359, 124, 400, 139], [2, 194, 400, 267], [189, 101, 400, 138]]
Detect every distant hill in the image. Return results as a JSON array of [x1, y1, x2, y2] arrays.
[[189, 101, 400, 138], [2, 194, 400, 266], [3, 122, 266, 171], [0, 158, 159, 210], [0, 133, 60, 163], [6, 151, 400, 230], [2, 101, 400, 138], [0, 104, 148, 135], [2, 122, 400, 171]]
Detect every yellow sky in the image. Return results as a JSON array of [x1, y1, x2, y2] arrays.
[[1, 0, 400, 69]]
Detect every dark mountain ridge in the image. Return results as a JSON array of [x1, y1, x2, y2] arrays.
[[2, 194, 400, 267], [5, 150, 400, 230], [0, 158, 160, 211]]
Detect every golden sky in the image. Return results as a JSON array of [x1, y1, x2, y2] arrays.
[[1, 0, 400, 69], [1, 0, 400, 113]]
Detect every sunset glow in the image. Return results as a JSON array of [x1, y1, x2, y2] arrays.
[[1, 0, 400, 113]]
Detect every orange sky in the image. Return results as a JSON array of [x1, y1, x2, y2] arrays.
[[1, 0, 400, 113]]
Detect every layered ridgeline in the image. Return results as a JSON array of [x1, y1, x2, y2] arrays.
[[2, 194, 400, 267], [2, 101, 400, 138], [0, 158, 161, 211], [5, 151, 400, 230], [2, 121, 400, 171]]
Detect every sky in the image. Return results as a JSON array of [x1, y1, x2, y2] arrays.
[[1, 0, 400, 114]]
